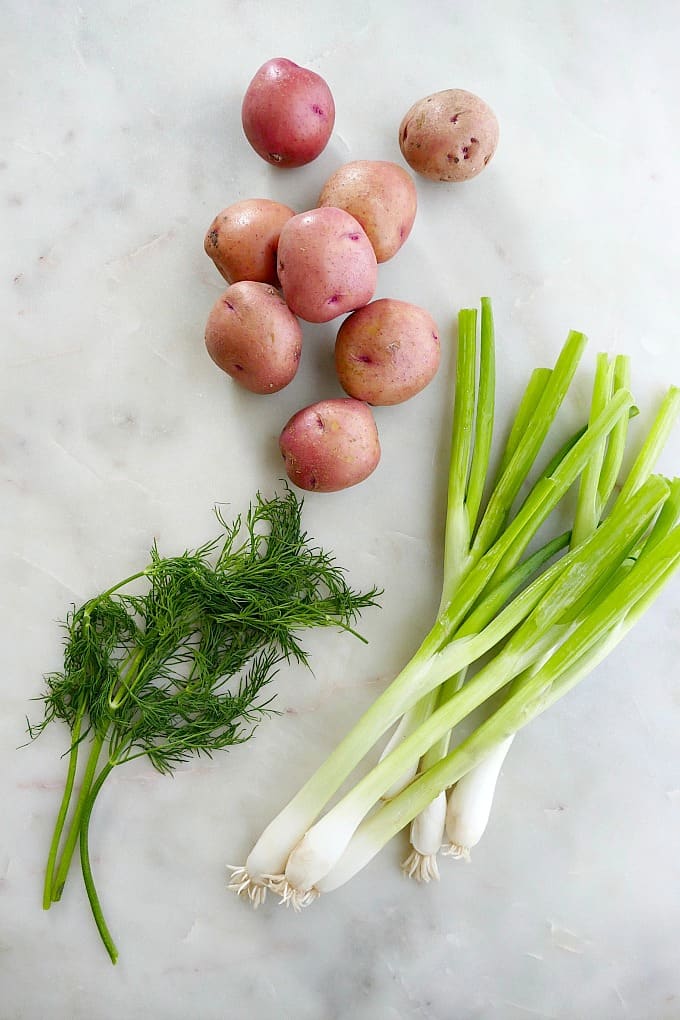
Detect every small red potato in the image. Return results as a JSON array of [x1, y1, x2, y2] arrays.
[[277, 207, 378, 323], [334, 298, 441, 405], [399, 89, 499, 182], [279, 398, 381, 492], [241, 58, 335, 168], [204, 199, 295, 286], [205, 281, 302, 394], [318, 161, 417, 263]]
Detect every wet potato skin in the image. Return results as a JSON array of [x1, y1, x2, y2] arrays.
[[241, 58, 335, 168], [318, 161, 417, 263], [204, 281, 303, 394], [204, 199, 295, 287], [399, 89, 499, 182], [279, 398, 381, 492], [335, 298, 441, 405], [277, 207, 378, 324]]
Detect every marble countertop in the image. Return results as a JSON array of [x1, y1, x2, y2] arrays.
[[3, 2, 680, 1018]]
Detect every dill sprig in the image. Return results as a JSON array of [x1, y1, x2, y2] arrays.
[[30, 488, 380, 963]]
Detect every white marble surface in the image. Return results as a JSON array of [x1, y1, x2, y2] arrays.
[[3, 2, 680, 1017]]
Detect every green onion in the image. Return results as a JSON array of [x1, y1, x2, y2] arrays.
[[318, 518, 680, 894], [232, 302, 678, 909]]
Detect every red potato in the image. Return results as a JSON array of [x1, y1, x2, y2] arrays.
[[204, 199, 295, 286], [335, 299, 441, 405], [277, 207, 378, 323], [318, 161, 417, 263], [205, 281, 302, 394], [399, 89, 499, 182], [279, 398, 381, 492], [241, 58, 335, 168]]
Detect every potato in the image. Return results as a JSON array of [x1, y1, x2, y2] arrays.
[[334, 298, 440, 405], [277, 207, 378, 323], [317, 160, 417, 263], [279, 398, 380, 492], [399, 89, 499, 182], [204, 199, 295, 286], [241, 58, 335, 168], [205, 281, 302, 394]]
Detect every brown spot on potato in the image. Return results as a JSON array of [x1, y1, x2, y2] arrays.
[[207, 228, 219, 248]]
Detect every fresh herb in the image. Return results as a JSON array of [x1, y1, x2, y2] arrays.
[[30, 489, 379, 962]]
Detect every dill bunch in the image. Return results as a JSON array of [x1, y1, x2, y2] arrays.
[[30, 489, 380, 963]]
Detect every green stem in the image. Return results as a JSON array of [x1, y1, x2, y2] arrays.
[[465, 297, 496, 536], [79, 761, 118, 964], [441, 309, 477, 599], [418, 667, 468, 772], [617, 386, 680, 503], [597, 355, 632, 508], [438, 388, 635, 642], [497, 368, 552, 478], [43, 708, 84, 910], [471, 330, 587, 559], [108, 646, 145, 711], [51, 731, 105, 902], [412, 532, 570, 781], [571, 353, 614, 547]]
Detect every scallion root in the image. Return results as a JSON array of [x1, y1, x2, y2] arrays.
[[278, 884, 319, 911], [441, 842, 471, 861], [226, 866, 287, 907], [401, 850, 441, 882]]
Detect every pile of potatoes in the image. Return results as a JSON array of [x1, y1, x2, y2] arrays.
[[203, 58, 499, 493]]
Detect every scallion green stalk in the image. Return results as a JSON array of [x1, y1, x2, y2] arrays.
[[235, 311, 634, 901], [318, 521, 680, 894], [282, 477, 668, 894]]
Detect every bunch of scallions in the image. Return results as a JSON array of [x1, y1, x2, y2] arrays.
[[230, 298, 680, 909]]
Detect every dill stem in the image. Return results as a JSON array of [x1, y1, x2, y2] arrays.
[[79, 761, 118, 965], [42, 707, 84, 910], [108, 647, 144, 711], [97, 568, 151, 602], [51, 731, 105, 902]]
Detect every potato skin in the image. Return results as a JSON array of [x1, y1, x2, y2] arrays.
[[279, 398, 381, 492], [335, 298, 440, 405], [205, 281, 302, 394], [399, 89, 499, 182], [204, 199, 295, 286], [277, 207, 378, 323], [318, 161, 417, 262], [241, 58, 335, 168]]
